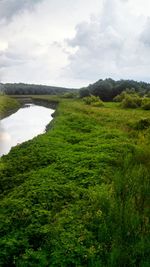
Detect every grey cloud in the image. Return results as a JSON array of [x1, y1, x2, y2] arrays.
[[0, 0, 43, 21], [0, 40, 42, 69], [0, 52, 26, 68], [65, 0, 150, 82], [0, 38, 42, 73], [65, 0, 124, 80], [140, 18, 150, 46]]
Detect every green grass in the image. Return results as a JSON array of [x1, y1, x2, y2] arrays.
[[0, 95, 20, 118], [0, 97, 149, 266]]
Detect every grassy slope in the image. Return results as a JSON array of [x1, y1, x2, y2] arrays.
[[0, 95, 20, 118], [0, 97, 150, 266]]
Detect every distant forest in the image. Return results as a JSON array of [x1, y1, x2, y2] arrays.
[[0, 83, 76, 95], [0, 79, 150, 100]]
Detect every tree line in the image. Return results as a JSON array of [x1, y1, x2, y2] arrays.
[[80, 78, 150, 101], [1, 79, 150, 100], [0, 83, 77, 95]]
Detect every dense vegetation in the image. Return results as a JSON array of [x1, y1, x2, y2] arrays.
[[113, 91, 150, 110], [1, 78, 150, 101], [0, 95, 20, 118], [80, 78, 150, 101], [0, 96, 150, 266], [0, 83, 77, 95]]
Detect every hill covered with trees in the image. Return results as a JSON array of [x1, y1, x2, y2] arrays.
[[80, 78, 150, 101]]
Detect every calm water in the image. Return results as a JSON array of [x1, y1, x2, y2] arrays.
[[0, 104, 54, 156]]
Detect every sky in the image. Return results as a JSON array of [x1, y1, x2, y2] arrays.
[[0, 0, 150, 88]]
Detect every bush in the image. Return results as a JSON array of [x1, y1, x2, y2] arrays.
[[92, 100, 104, 107], [83, 95, 101, 105], [141, 98, 150, 110], [134, 118, 150, 130], [122, 94, 142, 108], [83, 95, 104, 107], [113, 88, 138, 102], [82, 96, 92, 105], [113, 91, 127, 102], [145, 92, 150, 98]]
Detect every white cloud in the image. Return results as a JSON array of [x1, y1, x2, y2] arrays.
[[0, 0, 101, 86], [65, 0, 150, 85], [0, 0, 150, 87]]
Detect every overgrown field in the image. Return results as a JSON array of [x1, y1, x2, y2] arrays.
[[0, 95, 20, 118], [0, 97, 150, 266]]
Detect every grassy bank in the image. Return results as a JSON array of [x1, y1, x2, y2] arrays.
[[0, 95, 21, 119], [0, 97, 150, 266]]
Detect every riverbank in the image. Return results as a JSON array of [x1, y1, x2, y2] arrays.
[[0, 97, 149, 266], [0, 94, 58, 121], [0, 95, 21, 119], [0, 103, 54, 156], [11, 95, 59, 110]]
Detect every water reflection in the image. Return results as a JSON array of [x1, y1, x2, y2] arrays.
[[0, 104, 54, 156]]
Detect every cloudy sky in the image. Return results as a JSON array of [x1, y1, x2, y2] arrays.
[[0, 0, 150, 88]]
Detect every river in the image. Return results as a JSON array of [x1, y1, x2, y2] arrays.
[[0, 104, 54, 156]]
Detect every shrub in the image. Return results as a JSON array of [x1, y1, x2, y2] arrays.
[[83, 96, 92, 105], [114, 90, 142, 104], [92, 100, 104, 107], [135, 118, 150, 130], [145, 91, 150, 98], [122, 94, 142, 108], [113, 91, 127, 102], [83, 95, 101, 105], [141, 98, 150, 110]]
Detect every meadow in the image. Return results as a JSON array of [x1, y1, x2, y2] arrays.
[[0, 96, 149, 266]]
